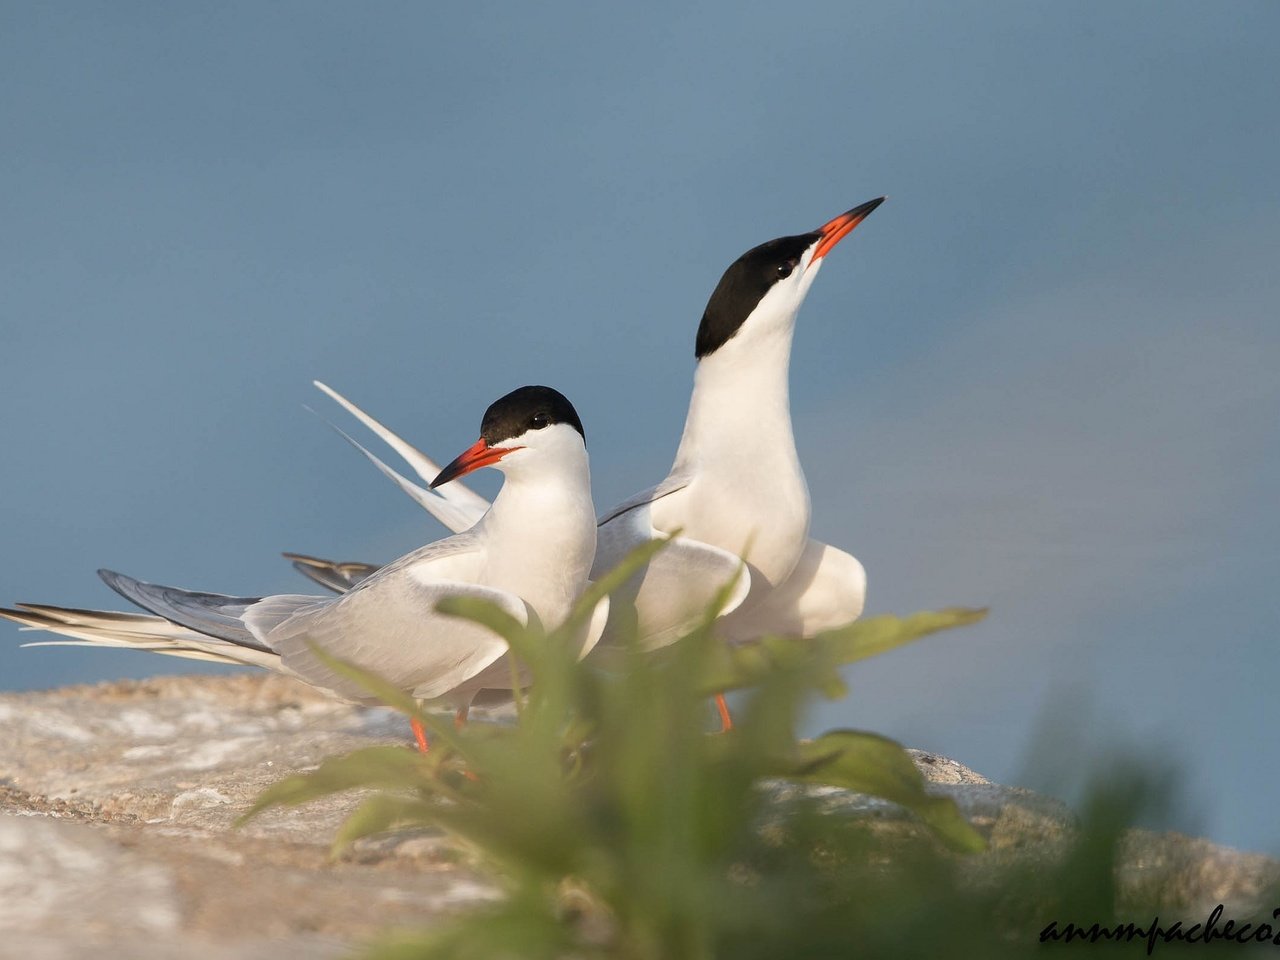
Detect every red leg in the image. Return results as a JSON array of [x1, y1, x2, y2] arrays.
[[410, 717, 430, 754], [715, 693, 734, 733]]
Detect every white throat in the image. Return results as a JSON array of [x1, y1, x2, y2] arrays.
[[477, 439, 597, 630]]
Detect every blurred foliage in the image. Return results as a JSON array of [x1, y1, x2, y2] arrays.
[[241, 542, 1180, 958]]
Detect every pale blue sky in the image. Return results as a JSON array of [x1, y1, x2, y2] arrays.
[[2, 3, 1277, 850]]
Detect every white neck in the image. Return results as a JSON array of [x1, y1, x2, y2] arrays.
[[478, 442, 597, 630], [673, 325, 797, 473], [660, 319, 811, 586]]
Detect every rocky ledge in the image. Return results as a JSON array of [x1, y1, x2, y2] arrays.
[[1, 675, 1275, 958]]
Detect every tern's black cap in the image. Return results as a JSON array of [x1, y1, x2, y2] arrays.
[[694, 233, 820, 359], [480, 385, 585, 446], [694, 198, 884, 359]]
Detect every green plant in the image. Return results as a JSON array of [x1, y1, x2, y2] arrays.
[[242, 541, 1031, 958]]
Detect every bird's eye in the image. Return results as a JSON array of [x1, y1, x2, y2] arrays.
[[530, 413, 549, 430], [776, 260, 796, 279]]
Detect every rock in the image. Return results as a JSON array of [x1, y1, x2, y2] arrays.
[[1118, 829, 1280, 918], [1, 675, 1275, 957], [0, 675, 500, 959], [908, 751, 1280, 919]]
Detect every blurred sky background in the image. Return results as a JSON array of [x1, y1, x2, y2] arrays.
[[2, 3, 1277, 851]]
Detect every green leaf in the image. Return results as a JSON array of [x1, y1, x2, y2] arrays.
[[785, 730, 986, 853], [304, 643, 474, 758], [304, 642, 428, 721], [548, 533, 674, 646], [237, 746, 432, 825], [364, 895, 576, 960], [333, 793, 442, 854], [813, 607, 989, 666], [243, 578, 998, 956], [701, 608, 988, 695], [434, 595, 543, 664]]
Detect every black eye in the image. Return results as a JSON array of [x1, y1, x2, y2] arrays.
[[775, 259, 796, 279], [529, 413, 549, 430]]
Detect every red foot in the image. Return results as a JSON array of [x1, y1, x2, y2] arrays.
[[410, 717, 430, 754], [715, 693, 734, 733]]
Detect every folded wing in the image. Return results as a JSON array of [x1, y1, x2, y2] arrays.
[[260, 575, 528, 702], [717, 538, 866, 642], [11, 532, 532, 705], [592, 490, 751, 652]]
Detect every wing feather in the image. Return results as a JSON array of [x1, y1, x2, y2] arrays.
[[97, 569, 274, 651], [10, 530, 521, 703]]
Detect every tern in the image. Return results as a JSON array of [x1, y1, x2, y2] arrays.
[[2, 385, 604, 751], [283, 199, 884, 727]]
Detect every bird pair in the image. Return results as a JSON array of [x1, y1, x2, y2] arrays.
[[2, 197, 885, 748]]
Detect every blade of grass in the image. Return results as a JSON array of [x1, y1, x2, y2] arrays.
[[304, 642, 465, 752], [548, 534, 675, 648], [433, 596, 541, 663], [333, 793, 444, 854], [701, 608, 988, 695], [783, 729, 986, 853], [237, 746, 433, 824]]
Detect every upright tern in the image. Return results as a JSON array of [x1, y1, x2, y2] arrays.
[[3, 386, 603, 751], [284, 199, 884, 726]]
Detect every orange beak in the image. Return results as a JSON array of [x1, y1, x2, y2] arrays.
[[810, 196, 885, 263], [430, 438, 523, 488]]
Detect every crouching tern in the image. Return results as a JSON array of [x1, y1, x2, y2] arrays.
[[2, 386, 604, 752], [283, 199, 885, 727]]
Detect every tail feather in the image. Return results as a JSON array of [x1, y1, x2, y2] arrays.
[[313, 381, 490, 525], [288, 381, 503, 592], [0, 605, 277, 668], [308, 409, 483, 535], [14, 602, 212, 639]]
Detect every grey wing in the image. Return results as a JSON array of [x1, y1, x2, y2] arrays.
[[97, 569, 285, 652], [260, 571, 529, 703], [344, 529, 483, 589], [285, 524, 483, 595], [90, 531, 497, 701]]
